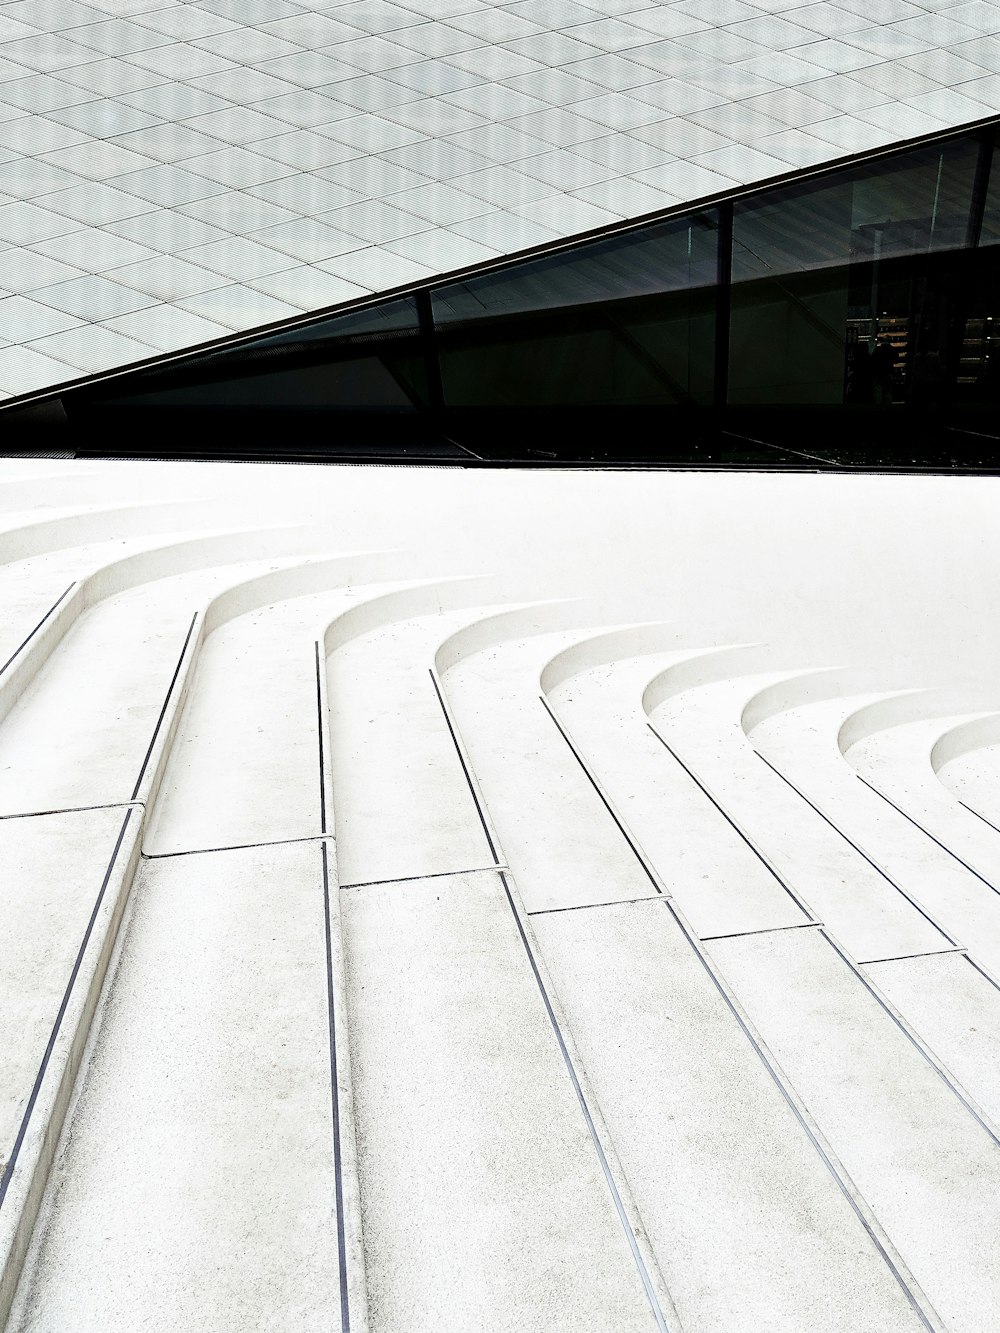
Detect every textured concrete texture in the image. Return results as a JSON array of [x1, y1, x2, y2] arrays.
[[3, 460, 1000, 1331]]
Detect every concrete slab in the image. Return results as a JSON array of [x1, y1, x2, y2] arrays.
[[651, 677, 952, 960], [0, 581, 199, 813], [0, 806, 134, 1178], [7, 842, 347, 1333], [865, 951, 1000, 1127], [142, 589, 339, 854], [846, 710, 1000, 889], [327, 606, 502, 886], [340, 869, 659, 1333], [442, 629, 662, 912], [707, 926, 1000, 1333], [754, 695, 1000, 972], [548, 653, 810, 936], [532, 898, 928, 1333]]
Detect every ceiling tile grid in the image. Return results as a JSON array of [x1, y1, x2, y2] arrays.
[[0, 0, 998, 397]]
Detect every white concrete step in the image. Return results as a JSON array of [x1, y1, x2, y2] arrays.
[[2, 460, 1000, 1333]]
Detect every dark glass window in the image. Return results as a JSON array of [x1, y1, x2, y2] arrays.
[[63, 119, 1000, 438], [249, 297, 419, 347], [977, 128, 1000, 248], [729, 134, 981, 405], [432, 212, 720, 406], [112, 296, 428, 409]]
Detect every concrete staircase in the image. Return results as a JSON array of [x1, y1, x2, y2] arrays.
[[2, 459, 1000, 1333]]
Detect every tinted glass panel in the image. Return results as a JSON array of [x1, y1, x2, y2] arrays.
[[729, 135, 981, 405], [249, 297, 419, 348], [109, 356, 421, 409], [977, 129, 1000, 247], [434, 212, 719, 406], [433, 213, 719, 324], [732, 135, 980, 282]]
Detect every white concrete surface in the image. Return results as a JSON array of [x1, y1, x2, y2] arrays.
[[7, 843, 348, 1333], [533, 897, 928, 1333], [3, 460, 1000, 1332], [341, 869, 663, 1333]]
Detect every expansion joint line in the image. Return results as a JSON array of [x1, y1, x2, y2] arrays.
[[0, 582, 75, 678], [538, 694, 666, 896], [702, 750, 1000, 1146], [316, 642, 353, 1333], [755, 751, 959, 945], [130, 612, 199, 802], [858, 773, 1000, 899], [0, 807, 134, 1211], [960, 800, 1000, 837], [315, 641, 328, 837], [823, 929, 1000, 1150], [429, 668, 675, 1333], [667, 895, 945, 1333], [646, 723, 816, 923], [322, 842, 351, 1333]]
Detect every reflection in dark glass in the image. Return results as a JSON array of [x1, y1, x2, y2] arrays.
[[107, 295, 428, 410], [977, 129, 1000, 247], [732, 136, 979, 282], [249, 297, 419, 347], [433, 212, 719, 405], [61, 118, 1000, 439], [729, 134, 981, 405], [434, 215, 719, 323], [110, 356, 422, 410]]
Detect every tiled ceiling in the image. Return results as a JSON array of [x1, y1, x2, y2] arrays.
[[0, 0, 999, 399]]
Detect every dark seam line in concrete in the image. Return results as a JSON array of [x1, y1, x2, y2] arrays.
[[0, 806, 133, 1211], [959, 800, 1000, 836], [665, 898, 939, 1333], [428, 668, 501, 867], [701, 921, 822, 942], [0, 582, 74, 678], [0, 800, 140, 821], [143, 834, 332, 860], [823, 929, 1000, 1150], [756, 751, 959, 946], [428, 666, 671, 1330], [646, 724, 815, 923], [315, 641, 327, 837], [322, 841, 351, 1333], [130, 611, 198, 802], [858, 774, 1000, 899], [860, 947, 967, 965], [539, 695, 663, 895], [341, 865, 505, 889], [964, 953, 1000, 994], [500, 873, 672, 1333], [529, 894, 668, 917]]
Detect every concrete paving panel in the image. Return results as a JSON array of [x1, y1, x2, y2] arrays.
[[327, 610, 498, 886], [652, 679, 952, 959], [443, 633, 661, 911], [707, 926, 1000, 1333], [0, 586, 195, 813], [532, 898, 928, 1333], [340, 869, 658, 1333], [549, 657, 810, 936], [7, 843, 344, 1333], [756, 698, 1000, 972], [865, 951, 1000, 1127], [0, 806, 132, 1177], [142, 595, 331, 853]]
